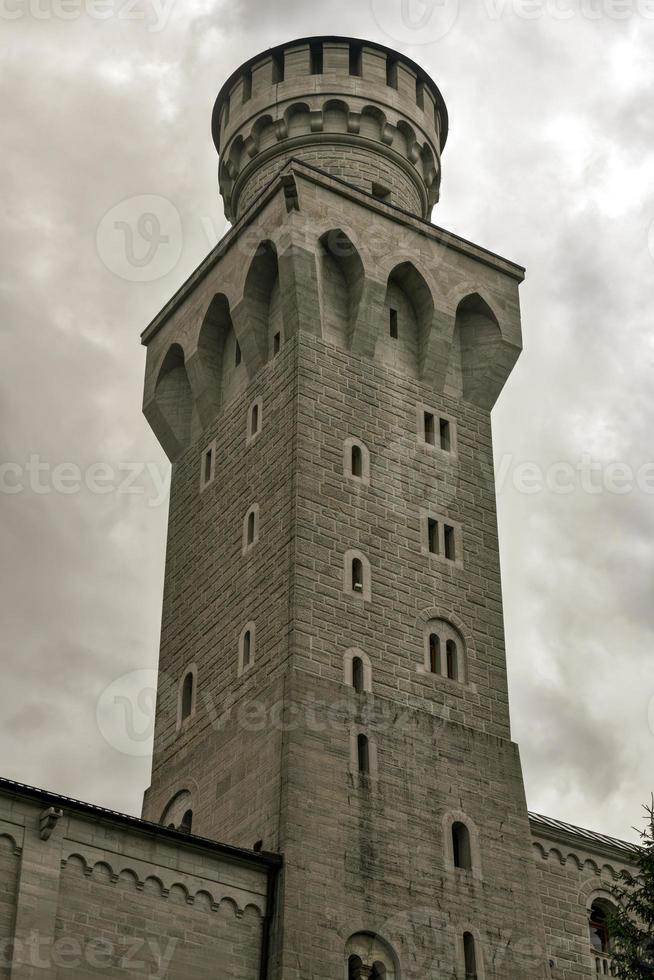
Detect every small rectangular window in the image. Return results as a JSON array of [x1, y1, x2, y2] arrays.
[[349, 43, 362, 77], [427, 518, 438, 555], [273, 332, 281, 356], [203, 448, 213, 485], [386, 55, 398, 89], [439, 418, 451, 452], [444, 524, 456, 561], [272, 51, 284, 84], [310, 42, 323, 75], [389, 308, 398, 339], [242, 70, 252, 103], [416, 78, 425, 109], [235, 341, 242, 367], [424, 412, 435, 446]]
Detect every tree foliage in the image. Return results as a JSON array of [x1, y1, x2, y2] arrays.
[[607, 797, 654, 979]]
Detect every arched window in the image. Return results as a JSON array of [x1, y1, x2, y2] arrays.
[[352, 657, 364, 694], [463, 933, 477, 979], [243, 504, 259, 553], [345, 933, 398, 980], [344, 550, 371, 601], [251, 402, 259, 433], [446, 639, 458, 680], [160, 790, 192, 831], [429, 633, 441, 674], [179, 809, 193, 834], [589, 900, 612, 954], [247, 398, 263, 443], [348, 955, 364, 980], [181, 672, 193, 721], [357, 734, 370, 774], [352, 558, 364, 592], [452, 821, 472, 870], [238, 622, 256, 676], [371, 964, 387, 979], [351, 444, 363, 478]]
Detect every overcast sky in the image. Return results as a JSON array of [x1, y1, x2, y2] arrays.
[[1, 0, 653, 843]]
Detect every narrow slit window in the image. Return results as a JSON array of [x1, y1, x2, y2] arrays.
[[429, 634, 441, 675], [181, 671, 193, 721], [243, 629, 252, 668], [242, 69, 252, 103], [247, 510, 256, 546], [203, 447, 213, 484], [452, 822, 472, 870], [351, 444, 363, 478], [463, 933, 478, 979], [357, 733, 369, 774], [439, 418, 451, 452], [272, 51, 284, 84], [180, 809, 193, 834], [310, 42, 323, 75], [386, 55, 398, 89], [349, 43, 362, 77], [235, 341, 242, 367], [273, 332, 281, 356], [352, 558, 364, 592], [352, 657, 364, 694], [446, 639, 458, 680], [444, 524, 456, 561], [389, 308, 398, 339], [424, 412, 436, 446], [251, 402, 260, 435], [427, 518, 438, 555]]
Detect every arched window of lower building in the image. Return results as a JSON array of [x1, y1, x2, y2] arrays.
[[463, 932, 478, 979], [452, 821, 473, 870], [589, 899, 612, 954], [160, 790, 193, 832]]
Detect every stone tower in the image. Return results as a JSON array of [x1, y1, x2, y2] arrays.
[[141, 36, 550, 980]]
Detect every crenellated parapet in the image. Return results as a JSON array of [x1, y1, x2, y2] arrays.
[[211, 36, 448, 221]]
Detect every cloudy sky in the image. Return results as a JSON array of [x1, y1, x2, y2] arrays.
[[1, 0, 653, 843]]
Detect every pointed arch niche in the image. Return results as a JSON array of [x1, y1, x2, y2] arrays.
[[379, 262, 433, 378], [317, 229, 364, 349]]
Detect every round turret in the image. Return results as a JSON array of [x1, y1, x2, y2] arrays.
[[212, 36, 448, 222]]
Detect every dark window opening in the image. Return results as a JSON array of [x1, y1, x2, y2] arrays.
[[389, 308, 398, 339], [446, 639, 458, 681], [429, 633, 441, 675], [357, 733, 370, 774], [427, 518, 438, 555], [463, 932, 478, 980], [444, 524, 456, 561], [203, 448, 213, 484], [250, 403, 260, 435], [352, 558, 364, 592], [589, 902, 611, 954], [371, 964, 386, 980], [416, 78, 425, 109], [452, 821, 472, 870], [351, 444, 363, 478], [273, 332, 281, 356], [243, 629, 252, 667], [352, 657, 364, 694], [349, 43, 362, 77], [272, 51, 284, 84], [440, 418, 451, 452], [181, 671, 193, 721], [310, 42, 323, 75], [180, 810, 193, 834], [235, 341, 242, 367], [247, 510, 256, 546], [242, 69, 252, 103], [424, 412, 435, 446], [386, 55, 398, 89], [348, 955, 363, 980]]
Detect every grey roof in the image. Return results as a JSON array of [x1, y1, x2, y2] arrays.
[[529, 811, 637, 856]]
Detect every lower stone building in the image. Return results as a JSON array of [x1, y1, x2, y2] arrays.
[[1, 33, 640, 980]]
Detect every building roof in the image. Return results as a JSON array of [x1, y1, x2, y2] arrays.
[[529, 810, 637, 858], [0, 776, 282, 869]]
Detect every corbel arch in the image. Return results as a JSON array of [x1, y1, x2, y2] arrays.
[[144, 343, 195, 461]]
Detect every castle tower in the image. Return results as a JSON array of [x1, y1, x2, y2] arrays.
[[141, 36, 550, 979]]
